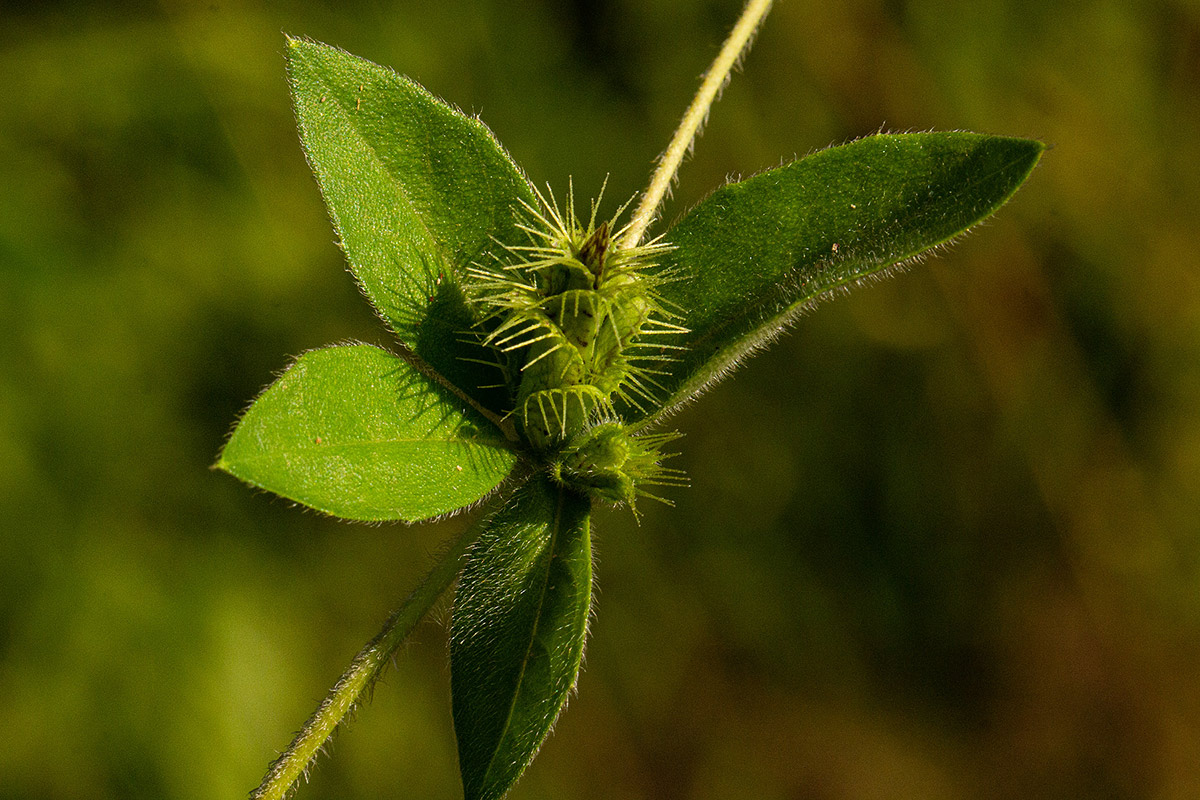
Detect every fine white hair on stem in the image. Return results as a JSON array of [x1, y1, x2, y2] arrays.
[[622, 0, 774, 249], [249, 510, 493, 800]]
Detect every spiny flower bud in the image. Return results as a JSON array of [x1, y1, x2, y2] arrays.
[[552, 422, 687, 513], [469, 183, 686, 451]]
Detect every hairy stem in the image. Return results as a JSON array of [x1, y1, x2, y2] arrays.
[[623, 0, 773, 248], [250, 518, 486, 800]]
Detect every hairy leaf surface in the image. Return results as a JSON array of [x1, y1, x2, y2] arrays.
[[644, 132, 1044, 421], [217, 344, 515, 522], [450, 478, 592, 800], [287, 37, 536, 407]]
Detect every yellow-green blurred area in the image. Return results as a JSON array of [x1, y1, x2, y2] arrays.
[[3, 0, 1199, 797]]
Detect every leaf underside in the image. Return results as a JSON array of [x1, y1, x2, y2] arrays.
[[450, 477, 592, 800], [217, 344, 515, 522], [642, 132, 1045, 422], [286, 37, 537, 409]]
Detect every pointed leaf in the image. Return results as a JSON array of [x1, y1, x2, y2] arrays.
[[644, 132, 1044, 421], [286, 37, 536, 407], [451, 478, 592, 800], [217, 344, 516, 522]]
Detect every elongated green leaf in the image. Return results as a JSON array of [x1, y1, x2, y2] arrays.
[[450, 478, 592, 800], [643, 132, 1043, 421], [286, 37, 536, 407], [217, 344, 516, 522]]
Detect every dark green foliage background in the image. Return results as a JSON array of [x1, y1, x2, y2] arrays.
[[2, 1, 1197, 798]]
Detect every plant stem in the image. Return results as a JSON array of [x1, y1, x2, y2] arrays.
[[250, 518, 486, 800], [392, 340, 520, 443], [623, 0, 774, 248]]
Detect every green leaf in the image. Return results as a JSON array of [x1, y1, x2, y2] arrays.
[[450, 477, 592, 800], [286, 37, 536, 408], [645, 132, 1044, 421], [217, 344, 516, 522]]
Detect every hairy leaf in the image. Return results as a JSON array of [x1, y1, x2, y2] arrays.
[[286, 37, 536, 407], [644, 132, 1044, 421], [450, 478, 592, 800], [217, 344, 516, 522]]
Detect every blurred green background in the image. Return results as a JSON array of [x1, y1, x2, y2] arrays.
[[3, 0, 1199, 798]]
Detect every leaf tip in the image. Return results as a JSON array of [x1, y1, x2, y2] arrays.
[[1004, 135, 1047, 177], [283, 34, 323, 67]]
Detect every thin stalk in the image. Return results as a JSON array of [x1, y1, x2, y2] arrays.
[[623, 0, 774, 248], [391, 340, 520, 443], [250, 518, 486, 800]]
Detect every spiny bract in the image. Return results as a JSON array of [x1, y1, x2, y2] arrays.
[[467, 184, 689, 508]]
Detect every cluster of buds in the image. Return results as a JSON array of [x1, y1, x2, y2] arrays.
[[469, 186, 688, 509]]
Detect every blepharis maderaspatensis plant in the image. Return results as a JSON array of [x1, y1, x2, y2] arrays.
[[217, 3, 1042, 799]]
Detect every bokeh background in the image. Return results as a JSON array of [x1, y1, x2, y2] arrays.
[[3, 0, 1200, 797]]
